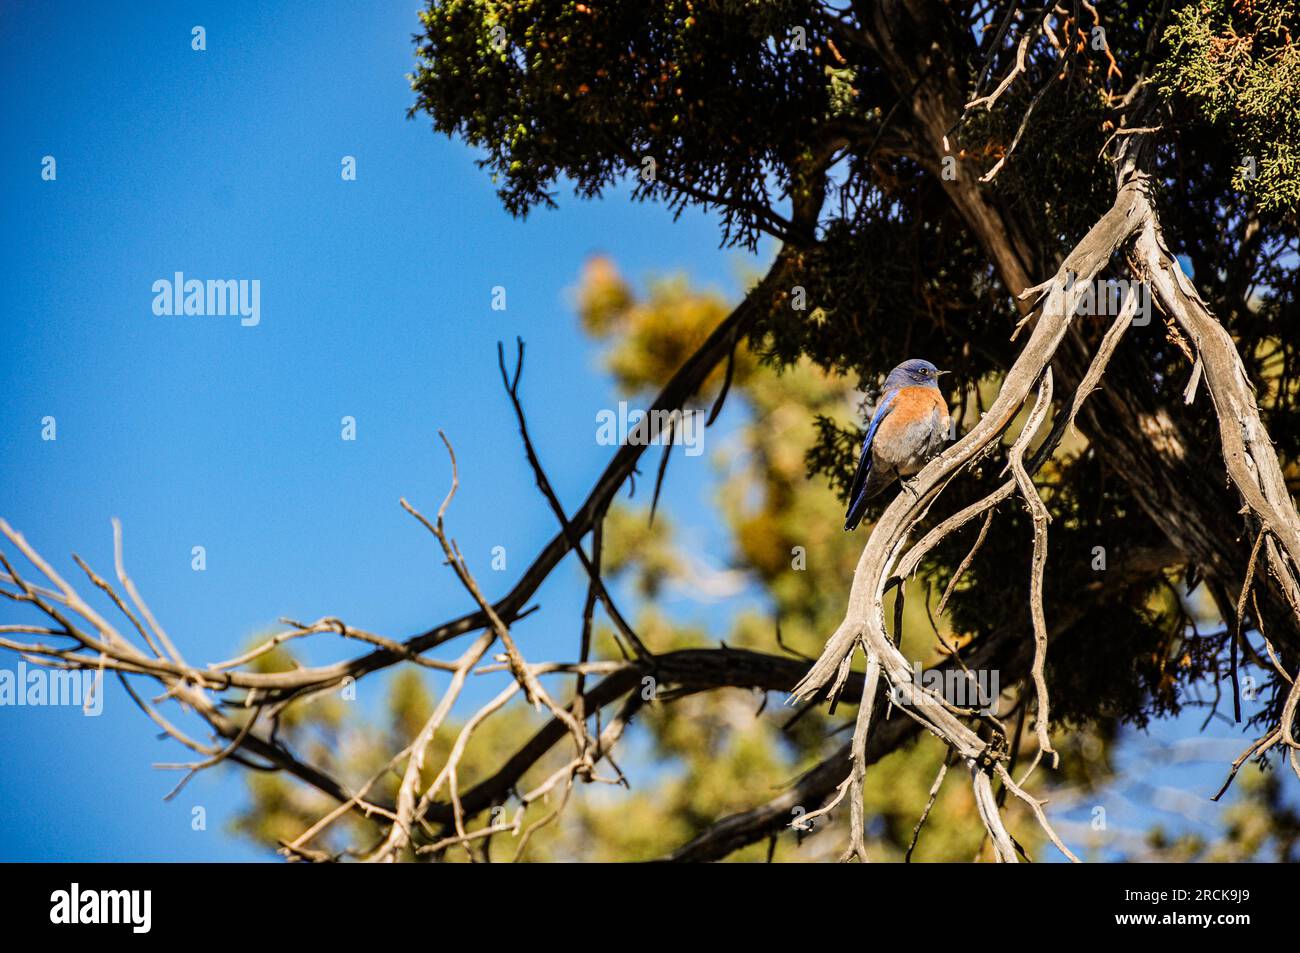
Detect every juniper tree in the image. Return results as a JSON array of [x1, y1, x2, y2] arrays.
[[403, 0, 1300, 857]]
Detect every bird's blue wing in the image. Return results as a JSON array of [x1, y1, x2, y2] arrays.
[[861, 390, 898, 453], [844, 390, 897, 530]]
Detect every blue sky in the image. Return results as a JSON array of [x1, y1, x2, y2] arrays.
[[0, 0, 761, 860], [0, 1, 1289, 862]]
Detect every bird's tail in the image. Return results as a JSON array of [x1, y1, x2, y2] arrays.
[[844, 444, 875, 531], [844, 480, 871, 531], [844, 466, 893, 531]]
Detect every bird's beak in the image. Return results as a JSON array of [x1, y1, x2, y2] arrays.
[[937, 370, 951, 377]]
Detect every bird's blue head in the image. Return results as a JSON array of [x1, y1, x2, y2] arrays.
[[883, 359, 946, 392]]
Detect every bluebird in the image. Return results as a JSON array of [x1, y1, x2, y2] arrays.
[[844, 359, 952, 531]]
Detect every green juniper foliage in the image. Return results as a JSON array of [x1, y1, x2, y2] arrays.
[[1156, 0, 1300, 213]]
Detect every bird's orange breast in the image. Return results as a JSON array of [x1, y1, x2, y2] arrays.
[[876, 387, 948, 438], [872, 386, 950, 470]]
